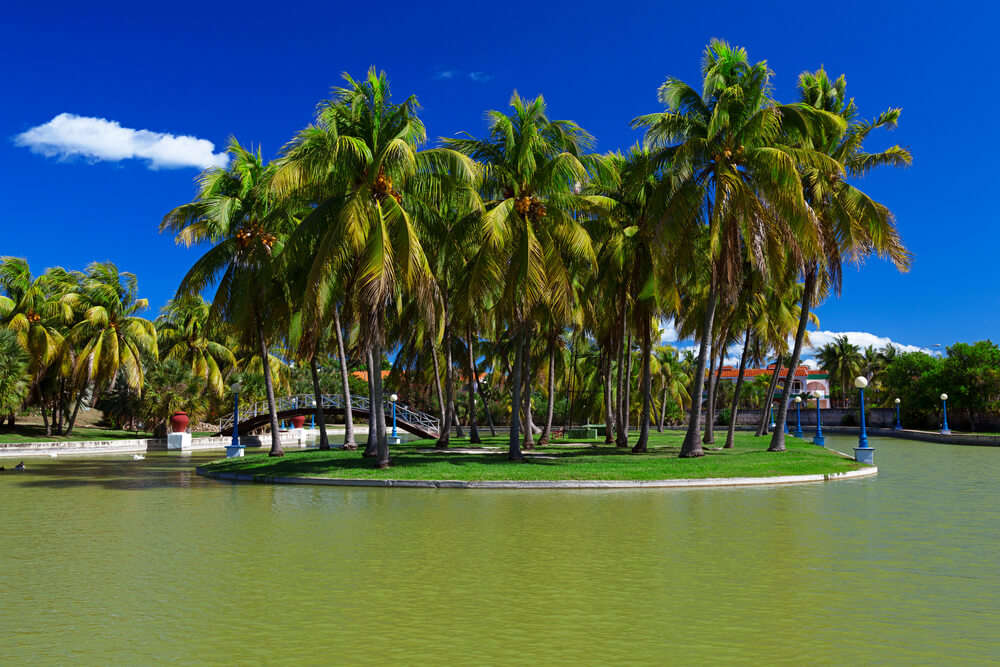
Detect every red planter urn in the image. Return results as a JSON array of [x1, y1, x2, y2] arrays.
[[170, 411, 190, 433], [291, 415, 307, 429]]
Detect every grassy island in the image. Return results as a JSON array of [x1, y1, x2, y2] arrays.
[[199, 431, 867, 483]]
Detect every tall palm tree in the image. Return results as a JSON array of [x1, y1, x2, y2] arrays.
[[0, 328, 29, 423], [634, 40, 841, 457], [156, 295, 236, 399], [768, 68, 911, 450], [817, 336, 864, 407], [276, 69, 469, 467], [0, 258, 68, 432], [161, 139, 296, 456], [447, 92, 602, 460], [65, 262, 158, 401]]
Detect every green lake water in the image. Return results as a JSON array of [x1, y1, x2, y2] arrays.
[[1, 435, 998, 665]]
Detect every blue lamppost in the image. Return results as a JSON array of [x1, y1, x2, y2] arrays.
[[390, 393, 399, 439], [226, 380, 244, 458], [894, 397, 902, 430], [812, 389, 825, 446], [793, 395, 803, 437], [769, 404, 775, 430], [854, 376, 873, 463], [940, 393, 951, 434], [310, 398, 316, 429]]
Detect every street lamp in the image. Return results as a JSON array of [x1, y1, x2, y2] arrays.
[[940, 393, 951, 434], [793, 395, 803, 437], [389, 393, 399, 439], [854, 376, 873, 463], [227, 381, 244, 458], [812, 389, 825, 446], [310, 398, 316, 429], [769, 403, 775, 430], [894, 398, 902, 430]]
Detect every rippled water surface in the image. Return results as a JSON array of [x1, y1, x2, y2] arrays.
[[1, 435, 999, 664]]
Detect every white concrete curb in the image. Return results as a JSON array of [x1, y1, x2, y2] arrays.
[[196, 464, 877, 489]]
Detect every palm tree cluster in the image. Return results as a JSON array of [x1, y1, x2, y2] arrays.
[[147, 41, 909, 464]]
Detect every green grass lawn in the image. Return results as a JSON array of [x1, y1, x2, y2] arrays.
[[0, 426, 214, 443], [201, 431, 867, 481]]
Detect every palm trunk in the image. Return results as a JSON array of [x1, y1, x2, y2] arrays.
[[363, 347, 378, 457], [40, 392, 51, 437], [615, 312, 628, 447], [508, 327, 525, 461], [623, 332, 634, 441], [603, 351, 615, 444], [64, 387, 86, 437], [633, 316, 653, 453], [658, 386, 668, 431], [310, 358, 329, 450], [256, 314, 283, 457], [437, 315, 454, 449], [756, 356, 783, 436], [521, 333, 535, 449], [725, 328, 752, 449], [371, 343, 390, 468], [465, 329, 481, 444], [333, 305, 356, 450], [429, 341, 446, 440], [680, 277, 717, 458], [539, 335, 556, 445], [703, 335, 718, 445], [477, 365, 496, 437], [769, 266, 817, 452]]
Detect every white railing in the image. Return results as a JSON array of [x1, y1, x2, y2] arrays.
[[219, 393, 440, 435]]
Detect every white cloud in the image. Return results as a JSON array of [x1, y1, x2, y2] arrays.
[[801, 358, 820, 370], [803, 330, 931, 355], [14, 113, 228, 170], [657, 319, 680, 343], [468, 71, 493, 82]]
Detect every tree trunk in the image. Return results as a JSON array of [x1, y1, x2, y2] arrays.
[[756, 356, 783, 436], [333, 305, 356, 450], [725, 328, 752, 449], [710, 323, 730, 420], [40, 393, 51, 437], [680, 278, 717, 458], [603, 351, 615, 444], [465, 329, 481, 444], [539, 335, 556, 444], [476, 366, 496, 437], [623, 332, 634, 441], [703, 334, 717, 445], [371, 343, 390, 468], [508, 327, 525, 461], [633, 316, 653, 453], [658, 386, 668, 431], [429, 341, 446, 440], [521, 333, 535, 449], [769, 266, 817, 452], [64, 388, 86, 437], [614, 311, 627, 447], [363, 348, 378, 457], [256, 315, 283, 457], [437, 315, 454, 449], [310, 358, 329, 450]]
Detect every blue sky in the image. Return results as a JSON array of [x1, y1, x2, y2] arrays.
[[2, 0, 995, 359]]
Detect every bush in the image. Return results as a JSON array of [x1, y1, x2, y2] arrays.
[[717, 408, 732, 425], [841, 413, 858, 426]]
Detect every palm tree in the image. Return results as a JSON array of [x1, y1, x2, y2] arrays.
[[64, 262, 158, 401], [0, 328, 29, 423], [276, 69, 468, 467], [634, 40, 840, 457], [447, 92, 601, 460], [0, 258, 68, 433], [817, 336, 864, 407], [768, 67, 911, 450], [161, 139, 296, 457], [156, 295, 236, 399]]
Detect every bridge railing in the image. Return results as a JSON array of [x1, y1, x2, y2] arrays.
[[219, 393, 440, 435]]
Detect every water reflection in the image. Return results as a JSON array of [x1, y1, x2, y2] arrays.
[[1, 437, 998, 664]]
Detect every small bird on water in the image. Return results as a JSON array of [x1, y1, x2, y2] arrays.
[[13, 461, 25, 471], [132, 454, 145, 460]]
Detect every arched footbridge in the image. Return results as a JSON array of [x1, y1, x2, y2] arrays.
[[217, 393, 440, 440]]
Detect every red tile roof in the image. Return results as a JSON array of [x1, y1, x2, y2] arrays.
[[717, 365, 816, 379]]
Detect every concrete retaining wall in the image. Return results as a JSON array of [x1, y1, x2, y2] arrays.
[[0, 431, 303, 458]]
